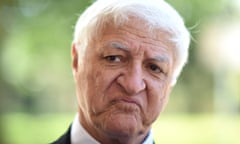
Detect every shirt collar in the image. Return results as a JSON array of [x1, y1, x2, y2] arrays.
[[71, 113, 154, 144], [71, 114, 100, 144]]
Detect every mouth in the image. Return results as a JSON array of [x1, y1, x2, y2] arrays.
[[114, 97, 138, 103], [111, 98, 141, 110], [119, 98, 138, 105]]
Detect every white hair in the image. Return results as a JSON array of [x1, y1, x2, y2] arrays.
[[73, 0, 190, 86]]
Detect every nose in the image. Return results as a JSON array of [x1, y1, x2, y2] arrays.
[[117, 64, 146, 95]]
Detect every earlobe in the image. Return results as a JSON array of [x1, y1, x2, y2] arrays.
[[71, 43, 79, 75]]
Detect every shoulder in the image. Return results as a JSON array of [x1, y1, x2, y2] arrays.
[[50, 126, 71, 144]]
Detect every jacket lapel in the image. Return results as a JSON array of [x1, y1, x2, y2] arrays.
[[51, 126, 71, 144]]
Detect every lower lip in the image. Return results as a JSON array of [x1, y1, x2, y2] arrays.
[[114, 99, 139, 107], [120, 99, 136, 104], [113, 100, 140, 112]]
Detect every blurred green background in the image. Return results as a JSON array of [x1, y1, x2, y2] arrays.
[[0, 0, 239, 143]]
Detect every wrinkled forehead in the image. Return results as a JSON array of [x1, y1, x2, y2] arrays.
[[89, 16, 177, 61], [102, 16, 176, 61], [97, 16, 174, 44]]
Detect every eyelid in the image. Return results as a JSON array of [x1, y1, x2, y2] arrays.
[[145, 62, 168, 79], [105, 55, 122, 62], [148, 63, 162, 73]]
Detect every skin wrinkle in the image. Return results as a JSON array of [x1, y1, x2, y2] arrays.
[[118, 21, 173, 45], [108, 42, 169, 75], [102, 29, 171, 52], [100, 40, 172, 78], [99, 21, 175, 71], [73, 17, 175, 144], [106, 19, 178, 78], [100, 100, 143, 137], [110, 41, 170, 64], [62, 1, 190, 144], [91, 76, 145, 123]]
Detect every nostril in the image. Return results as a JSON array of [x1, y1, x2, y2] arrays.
[[116, 72, 146, 95]]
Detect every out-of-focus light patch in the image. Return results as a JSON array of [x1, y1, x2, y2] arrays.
[[223, 0, 240, 11], [233, 0, 240, 12], [18, 0, 50, 17], [198, 20, 240, 71], [198, 18, 240, 114], [217, 23, 240, 70]]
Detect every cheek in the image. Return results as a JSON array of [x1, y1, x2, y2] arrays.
[[85, 67, 117, 111], [147, 80, 171, 115], [75, 63, 103, 110]]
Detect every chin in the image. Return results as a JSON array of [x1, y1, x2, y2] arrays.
[[98, 112, 144, 137]]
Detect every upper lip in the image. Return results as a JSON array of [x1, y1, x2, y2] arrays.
[[113, 97, 141, 107]]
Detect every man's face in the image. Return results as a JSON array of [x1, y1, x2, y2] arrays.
[[73, 18, 176, 140]]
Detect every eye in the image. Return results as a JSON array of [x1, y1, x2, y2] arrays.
[[148, 63, 162, 73], [105, 55, 121, 62]]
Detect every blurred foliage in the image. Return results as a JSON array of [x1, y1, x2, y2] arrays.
[[1, 0, 240, 144], [0, 0, 92, 113], [0, 0, 239, 113], [1, 0, 239, 114], [1, 113, 240, 144]]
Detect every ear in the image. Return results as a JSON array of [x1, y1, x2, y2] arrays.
[[71, 43, 78, 76]]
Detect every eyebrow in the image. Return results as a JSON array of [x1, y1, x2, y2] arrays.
[[152, 55, 170, 63], [107, 41, 169, 63], [109, 42, 129, 51]]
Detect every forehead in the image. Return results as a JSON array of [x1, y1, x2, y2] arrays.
[[96, 17, 176, 57], [102, 17, 173, 42]]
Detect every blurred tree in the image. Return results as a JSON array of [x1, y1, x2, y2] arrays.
[[166, 0, 225, 113], [0, 0, 90, 113], [0, 0, 234, 114]]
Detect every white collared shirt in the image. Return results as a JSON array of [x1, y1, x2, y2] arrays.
[[71, 114, 154, 144]]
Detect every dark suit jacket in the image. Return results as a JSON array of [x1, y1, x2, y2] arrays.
[[51, 126, 155, 144], [51, 126, 71, 144]]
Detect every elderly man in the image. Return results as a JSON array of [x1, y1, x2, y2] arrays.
[[53, 0, 190, 144]]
